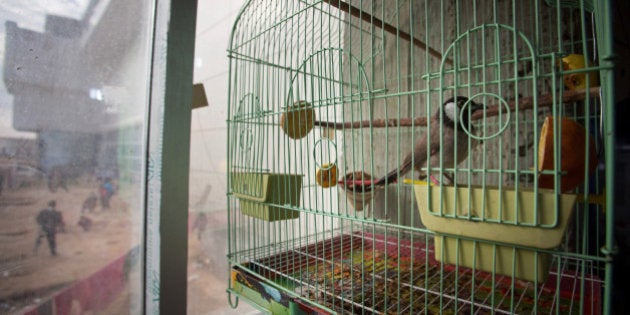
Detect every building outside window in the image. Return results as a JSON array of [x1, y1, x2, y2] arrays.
[[0, 1, 194, 314]]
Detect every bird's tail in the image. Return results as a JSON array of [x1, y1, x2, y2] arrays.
[[373, 157, 413, 186], [344, 155, 413, 192]]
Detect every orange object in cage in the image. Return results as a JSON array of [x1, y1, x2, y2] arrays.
[[538, 116, 598, 192]]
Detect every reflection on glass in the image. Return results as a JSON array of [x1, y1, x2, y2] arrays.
[[0, 1, 151, 314]]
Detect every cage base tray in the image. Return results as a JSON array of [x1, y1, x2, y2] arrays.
[[232, 232, 601, 314]]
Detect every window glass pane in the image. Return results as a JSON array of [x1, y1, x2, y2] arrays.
[[0, 1, 152, 314]]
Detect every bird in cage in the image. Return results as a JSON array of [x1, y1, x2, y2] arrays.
[[372, 96, 486, 187]]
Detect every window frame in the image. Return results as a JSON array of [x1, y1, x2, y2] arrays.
[[144, 0, 197, 313]]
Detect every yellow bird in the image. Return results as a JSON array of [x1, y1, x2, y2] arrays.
[[561, 54, 599, 90]]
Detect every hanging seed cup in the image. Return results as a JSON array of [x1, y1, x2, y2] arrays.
[[339, 171, 380, 211], [280, 100, 315, 139], [316, 163, 338, 188]]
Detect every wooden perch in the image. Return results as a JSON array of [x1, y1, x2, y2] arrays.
[[471, 87, 600, 121], [313, 87, 600, 130], [315, 116, 430, 129], [321, 0, 452, 66]]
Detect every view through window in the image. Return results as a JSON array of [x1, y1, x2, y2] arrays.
[[0, 1, 152, 314]]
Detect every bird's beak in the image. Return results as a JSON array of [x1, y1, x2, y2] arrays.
[[471, 101, 485, 112]]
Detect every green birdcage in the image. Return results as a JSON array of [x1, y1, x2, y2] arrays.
[[226, 0, 615, 313]]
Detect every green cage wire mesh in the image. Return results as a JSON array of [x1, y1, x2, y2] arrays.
[[226, 0, 615, 313]]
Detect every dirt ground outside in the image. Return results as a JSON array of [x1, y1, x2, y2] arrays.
[[0, 178, 260, 314], [0, 178, 140, 314]]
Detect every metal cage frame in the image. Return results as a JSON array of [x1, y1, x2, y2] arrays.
[[225, 0, 616, 313]]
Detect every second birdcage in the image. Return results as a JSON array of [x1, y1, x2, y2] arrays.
[[225, 0, 615, 313]]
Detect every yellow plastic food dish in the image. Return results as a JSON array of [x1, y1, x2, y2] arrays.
[[409, 180, 577, 282], [434, 235, 552, 283], [231, 172, 303, 221], [411, 181, 577, 247]]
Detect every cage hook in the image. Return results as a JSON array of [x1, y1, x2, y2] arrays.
[[227, 291, 239, 309]]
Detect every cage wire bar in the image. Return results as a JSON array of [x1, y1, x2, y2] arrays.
[[225, 0, 614, 314]]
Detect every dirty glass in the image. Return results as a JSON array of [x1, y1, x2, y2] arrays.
[[0, 1, 152, 314]]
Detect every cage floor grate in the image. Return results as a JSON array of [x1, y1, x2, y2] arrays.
[[240, 232, 602, 314]]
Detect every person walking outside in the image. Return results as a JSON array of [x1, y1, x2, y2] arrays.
[[34, 200, 64, 256], [99, 178, 115, 210], [192, 212, 208, 241]]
